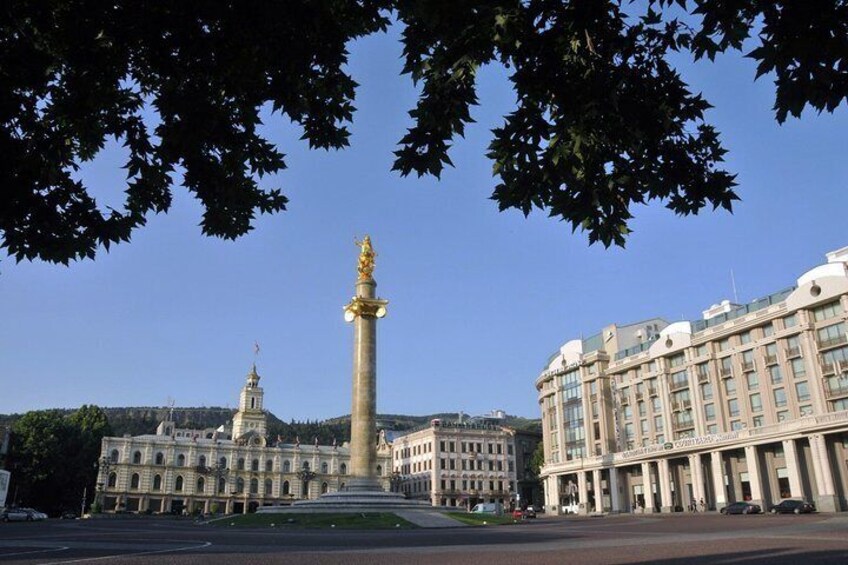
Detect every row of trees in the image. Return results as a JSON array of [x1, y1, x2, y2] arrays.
[[5, 406, 111, 515]]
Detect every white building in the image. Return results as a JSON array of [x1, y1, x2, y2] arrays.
[[96, 366, 391, 514]]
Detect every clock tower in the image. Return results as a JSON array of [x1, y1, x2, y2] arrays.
[[232, 364, 267, 439]]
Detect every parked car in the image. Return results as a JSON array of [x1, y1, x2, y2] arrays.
[[511, 508, 524, 520], [470, 503, 504, 515], [523, 506, 537, 519], [720, 502, 762, 515], [60, 510, 79, 520], [19, 508, 47, 521], [769, 500, 815, 514], [1, 508, 31, 522]]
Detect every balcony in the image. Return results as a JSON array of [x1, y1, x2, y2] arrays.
[[720, 367, 733, 378], [671, 399, 692, 412], [635, 391, 644, 401], [785, 346, 801, 358], [741, 361, 755, 372], [818, 334, 848, 350], [764, 354, 778, 365], [648, 386, 658, 397], [672, 419, 695, 432], [669, 380, 689, 392], [825, 383, 848, 399], [821, 362, 837, 375], [620, 395, 630, 406], [697, 371, 710, 384]]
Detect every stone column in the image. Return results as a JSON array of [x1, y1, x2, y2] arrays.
[[689, 453, 705, 507], [592, 469, 603, 513], [657, 459, 673, 512], [710, 451, 727, 510], [744, 445, 764, 507], [578, 471, 589, 515], [609, 467, 621, 512], [641, 461, 654, 513], [782, 439, 804, 499], [808, 434, 839, 512]]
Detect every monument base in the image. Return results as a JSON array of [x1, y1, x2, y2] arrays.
[[256, 489, 431, 513]]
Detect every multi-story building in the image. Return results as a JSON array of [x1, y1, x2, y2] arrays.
[[96, 366, 392, 514], [537, 245, 848, 515], [392, 417, 540, 510]]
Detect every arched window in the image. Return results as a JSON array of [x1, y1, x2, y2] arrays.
[[108, 472, 117, 488], [236, 478, 245, 494], [250, 478, 259, 494], [165, 426, 172, 435], [251, 459, 259, 472], [302, 461, 310, 471], [376, 465, 383, 476], [110, 449, 119, 463], [153, 474, 162, 491], [130, 473, 140, 489], [175, 475, 184, 492], [177, 454, 186, 467], [265, 460, 273, 472], [155, 452, 164, 465], [251, 397, 255, 409], [133, 451, 142, 464], [283, 460, 291, 473], [321, 482, 329, 494], [197, 477, 205, 493], [219, 456, 227, 469], [282, 481, 290, 495], [238, 458, 245, 470], [264, 479, 273, 495], [199, 455, 207, 468], [321, 462, 328, 474], [218, 477, 226, 494], [340, 463, 347, 475]]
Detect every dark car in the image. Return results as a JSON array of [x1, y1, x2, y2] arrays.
[[769, 500, 815, 514], [720, 502, 761, 515], [522, 506, 537, 519], [60, 511, 79, 520]]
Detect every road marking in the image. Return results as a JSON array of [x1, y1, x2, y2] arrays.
[[0, 546, 69, 557], [40, 541, 212, 564]]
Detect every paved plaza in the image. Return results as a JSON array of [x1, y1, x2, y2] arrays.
[[1, 513, 847, 564]]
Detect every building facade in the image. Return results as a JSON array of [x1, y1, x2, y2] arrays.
[[537, 245, 848, 514], [96, 366, 391, 514], [392, 417, 540, 510]]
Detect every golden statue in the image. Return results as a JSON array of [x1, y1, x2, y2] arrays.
[[355, 235, 377, 280]]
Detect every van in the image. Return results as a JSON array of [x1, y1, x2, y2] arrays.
[[470, 502, 503, 516]]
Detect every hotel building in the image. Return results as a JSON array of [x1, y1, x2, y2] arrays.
[[536, 245, 848, 514]]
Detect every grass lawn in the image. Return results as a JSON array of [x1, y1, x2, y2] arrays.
[[446, 512, 523, 526], [210, 512, 417, 530]]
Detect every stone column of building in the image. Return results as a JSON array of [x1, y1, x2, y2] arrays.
[[743, 445, 764, 507], [657, 458, 673, 512], [689, 453, 706, 506], [782, 439, 804, 499], [641, 461, 653, 512], [592, 468, 603, 512], [609, 467, 621, 512], [808, 433, 838, 512], [545, 475, 559, 513], [710, 451, 727, 510], [577, 471, 589, 514]]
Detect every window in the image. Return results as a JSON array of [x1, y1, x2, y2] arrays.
[[746, 373, 759, 390], [769, 365, 783, 385], [773, 388, 787, 407], [696, 344, 708, 357], [718, 338, 731, 352], [777, 411, 789, 422], [749, 393, 762, 413], [175, 475, 184, 492], [321, 462, 328, 474], [250, 478, 258, 494], [640, 419, 649, 434], [783, 314, 797, 328], [321, 482, 328, 494], [731, 421, 744, 431], [155, 452, 164, 465], [701, 383, 713, 401], [669, 353, 686, 367], [725, 377, 737, 395], [652, 397, 662, 412], [302, 461, 310, 471], [795, 381, 811, 402], [197, 477, 205, 493], [218, 477, 226, 493], [818, 322, 846, 346], [133, 451, 142, 464], [110, 449, 119, 463], [130, 473, 140, 489], [752, 416, 765, 427], [623, 405, 633, 420], [283, 460, 290, 473], [199, 455, 207, 468], [791, 358, 807, 379], [720, 356, 733, 376], [638, 401, 646, 417], [654, 415, 664, 432], [762, 323, 774, 338], [340, 463, 347, 475], [740, 331, 751, 345], [283, 481, 290, 495], [704, 404, 716, 421], [237, 458, 245, 470], [377, 465, 383, 476], [153, 474, 162, 491], [707, 424, 718, 434], [799, 404, 814, 416], [813, 301, 843, 322], [236, 478, 245, 494], [765, 343, 778, 361], [266, 459, 273, 472], [728, 399, 740, 417], [177, 454, 185, 467], [220, 456, 227, 469], [107, 472, 117, 487]]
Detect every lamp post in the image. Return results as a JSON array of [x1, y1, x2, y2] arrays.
[[94, 456, 112, 512], [297, 470, 316, 500]]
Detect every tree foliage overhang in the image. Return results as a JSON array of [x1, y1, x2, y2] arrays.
[[2, 1, 846, 264]]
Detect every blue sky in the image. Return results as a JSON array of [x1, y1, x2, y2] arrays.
[[1, 25, 846, 421]]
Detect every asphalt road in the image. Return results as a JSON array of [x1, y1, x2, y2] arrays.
[[1, 513, 847, 564]]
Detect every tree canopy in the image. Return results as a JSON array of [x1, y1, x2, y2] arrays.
[[2, 1, 845, 264]]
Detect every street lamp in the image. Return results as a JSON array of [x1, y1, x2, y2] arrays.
[[296, 469, 316, 499]]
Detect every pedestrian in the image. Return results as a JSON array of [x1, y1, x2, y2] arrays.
[[699, 498, 706, 512]]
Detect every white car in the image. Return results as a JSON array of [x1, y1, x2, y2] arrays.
[[20, 508, 48, 521], [1, 508, 30, 522]]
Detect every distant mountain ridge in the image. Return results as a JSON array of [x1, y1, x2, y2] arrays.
[[0, 407, 541, 443]]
